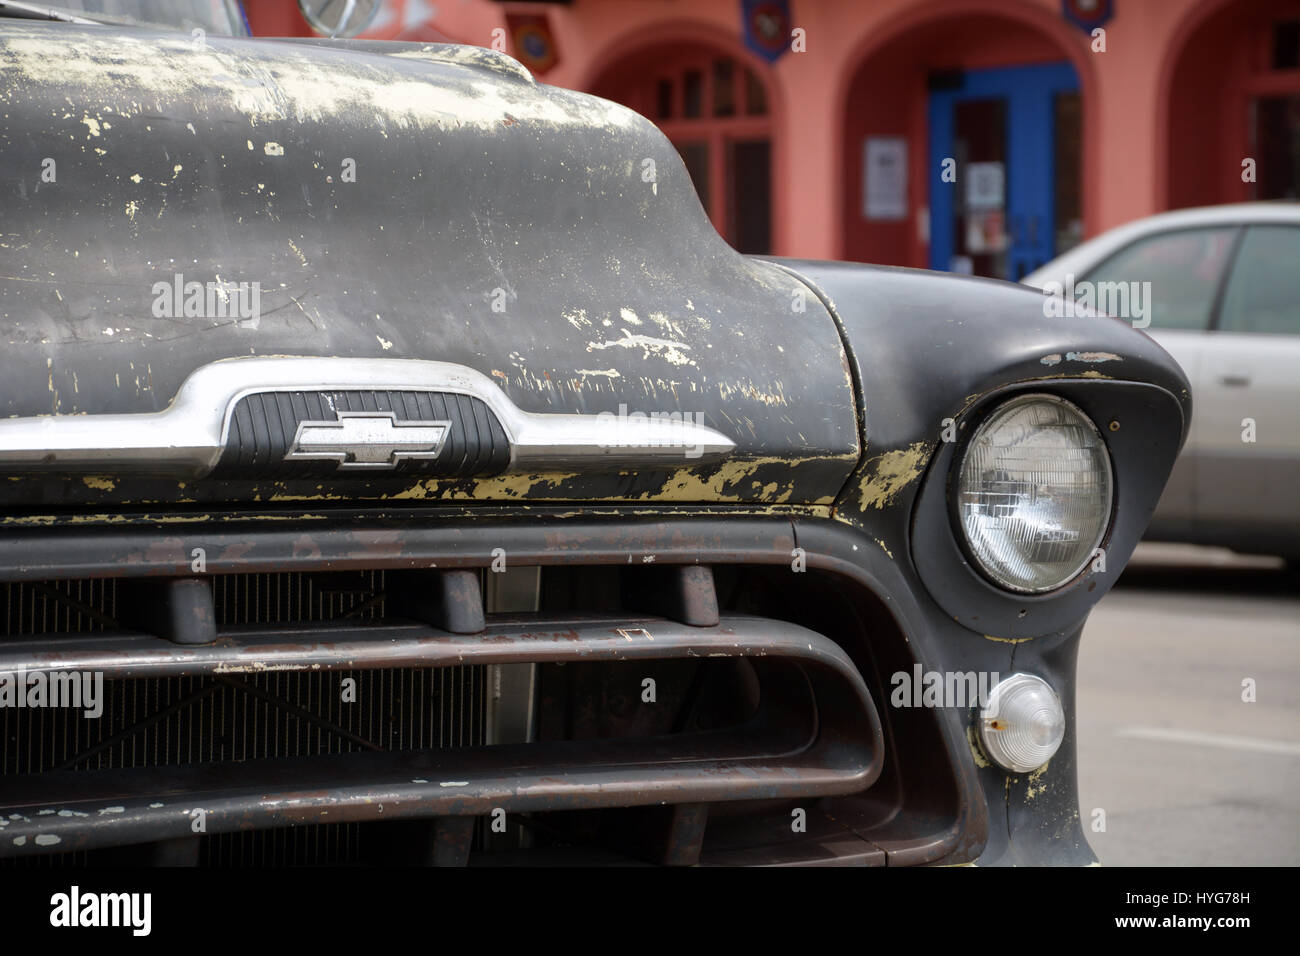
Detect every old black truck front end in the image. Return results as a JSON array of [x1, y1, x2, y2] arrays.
[[0, 18, 1188, 866]]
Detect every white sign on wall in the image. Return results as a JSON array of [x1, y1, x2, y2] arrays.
[[863, 136, 908, 221], [965, 161, 1005, 210]]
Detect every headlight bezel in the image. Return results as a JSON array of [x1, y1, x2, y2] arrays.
[[908, 379, 1184, 640], [951, 392, 1115, 595]]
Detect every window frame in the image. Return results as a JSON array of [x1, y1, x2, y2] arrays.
[[1079, 224, 1246, 332], [1213, 222, 1300, 335], [650, 54, 772, 251]]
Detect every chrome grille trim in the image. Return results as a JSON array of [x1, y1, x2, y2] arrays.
[[0, 356, 735, 476]]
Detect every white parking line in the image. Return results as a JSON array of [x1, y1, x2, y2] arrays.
[[1116, 725, 1300, 757]]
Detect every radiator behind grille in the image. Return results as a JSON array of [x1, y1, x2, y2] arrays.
[[202, 822, 361, 866], [1, 572, 488, 865], [1, 667, 487, 776], [2, 570, 390, 638]]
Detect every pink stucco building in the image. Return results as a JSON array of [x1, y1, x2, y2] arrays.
[[248, 0, 1300, 280]]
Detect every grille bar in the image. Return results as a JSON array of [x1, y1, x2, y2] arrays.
[[3, 613, 855, 679]]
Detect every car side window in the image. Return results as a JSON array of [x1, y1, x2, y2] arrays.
[[1217, 225, 1300, 335], [1082, 227, 1238, 330]]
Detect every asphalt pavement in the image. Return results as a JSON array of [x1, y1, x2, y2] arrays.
[[1077, 543, 1300, 865]]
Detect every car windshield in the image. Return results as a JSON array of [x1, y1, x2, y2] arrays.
[[0, 1, 248, 34]]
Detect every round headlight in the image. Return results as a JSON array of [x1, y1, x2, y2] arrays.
[[978, 673, 1064, 773], [956, 394, 1112, 593]]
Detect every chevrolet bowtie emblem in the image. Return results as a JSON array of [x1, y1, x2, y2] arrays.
[[285, 411, 451, 470]]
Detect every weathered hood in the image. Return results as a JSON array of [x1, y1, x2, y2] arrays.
[[0, 23, 858, 509]]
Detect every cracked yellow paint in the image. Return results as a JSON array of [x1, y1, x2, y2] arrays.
[[967, 725, 991, 769], [359, 456, 835, 505], [81, 476, 115, 492], [0, 506, 825, 528], [1025, 759, 1051, 800], [982, 634, 1032, 645], [384, 473, 567, 502], [855, 441, 930, 511], [646, 460, 782, 503], [0, 513, 214, 527]]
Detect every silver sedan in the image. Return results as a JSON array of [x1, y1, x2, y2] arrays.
[[1023, 202, 1300, 560]]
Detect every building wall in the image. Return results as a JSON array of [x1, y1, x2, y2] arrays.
[[245, 0, 1300, 265]]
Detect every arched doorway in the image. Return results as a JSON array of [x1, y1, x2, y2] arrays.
[[1163, 0, 1300, 209], [591, 42, 776, 254], [840, 4, 1093, 280]]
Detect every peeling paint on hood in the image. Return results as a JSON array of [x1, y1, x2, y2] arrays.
[[0, 22, 860, 507]]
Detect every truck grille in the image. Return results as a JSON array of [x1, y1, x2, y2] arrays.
[[0, 526, 964, 866]]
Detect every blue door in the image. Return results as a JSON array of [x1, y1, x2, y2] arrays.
[[928, 62, 1081, 280]]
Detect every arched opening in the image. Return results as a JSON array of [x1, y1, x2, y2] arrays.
[[840, 5, 1092, 280], [1163, 0, 1300, 209], [591, 41, 776, 254]]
